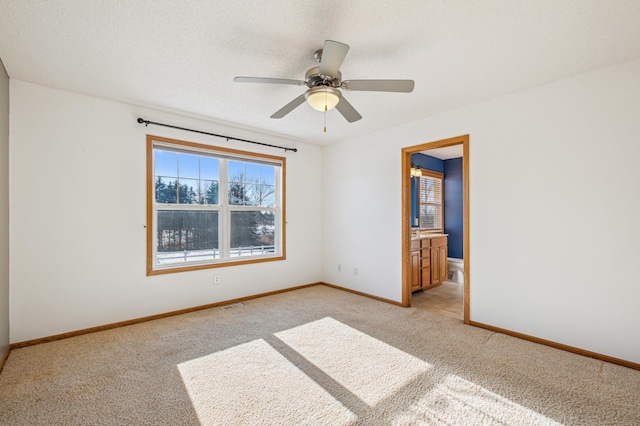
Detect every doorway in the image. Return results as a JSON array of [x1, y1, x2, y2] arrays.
[[401, 135, 470, 324]]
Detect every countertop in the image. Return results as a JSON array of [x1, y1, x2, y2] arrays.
[[411, 232, 448, 240]]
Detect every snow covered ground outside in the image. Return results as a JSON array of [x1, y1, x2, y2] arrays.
[[158, 245, 276, 264]]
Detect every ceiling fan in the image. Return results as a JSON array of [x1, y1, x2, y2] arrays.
[[234, 40, 415, 124]]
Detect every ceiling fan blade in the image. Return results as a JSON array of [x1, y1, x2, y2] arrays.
[[318, 40, 350, 77], [342, 79, 415, 93], [335, 96, 362, 123], [234, 76, 306, 86], [270, 94, 307, 119]]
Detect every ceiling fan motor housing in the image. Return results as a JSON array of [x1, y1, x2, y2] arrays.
[[305, 66, 342, 87]]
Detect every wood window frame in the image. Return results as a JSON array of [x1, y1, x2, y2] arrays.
[[417, 169, 444, 232], [146, 135, 286, 276]]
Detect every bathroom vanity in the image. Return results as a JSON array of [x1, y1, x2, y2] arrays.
[[410, 233, 448, 292]]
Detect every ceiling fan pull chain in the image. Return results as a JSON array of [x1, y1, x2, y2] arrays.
[[324, 108, 327, 133], [324, 91, 328, 133]]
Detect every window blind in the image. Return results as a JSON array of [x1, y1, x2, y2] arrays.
[[418, 171, 443, 230]]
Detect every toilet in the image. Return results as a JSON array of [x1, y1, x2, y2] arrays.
[[447, 258, 464, 283]]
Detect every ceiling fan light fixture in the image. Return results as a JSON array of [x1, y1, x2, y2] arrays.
[[305, 87, 341, 112]]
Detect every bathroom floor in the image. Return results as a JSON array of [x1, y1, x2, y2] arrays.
[[411, 280, 463, 320]]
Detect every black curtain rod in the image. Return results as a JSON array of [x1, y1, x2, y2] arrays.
[[136, 118, 297, 152]]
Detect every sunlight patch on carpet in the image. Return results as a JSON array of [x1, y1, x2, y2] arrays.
[[274, 317, 433, 406], [394, 374, 562, 425], [178, 339, 356, 426]]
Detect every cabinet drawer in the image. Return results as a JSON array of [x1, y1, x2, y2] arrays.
[[420, 248, 430, 259], [420, 238, 431, 248], [431, 237, 447, 247], [411, 239, 420, 250]]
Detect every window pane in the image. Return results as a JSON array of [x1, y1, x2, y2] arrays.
[[257, 211, 275, 245], [156, 210, 219, 264], [177, 178, 199, 204], [201, 180, 219, 205], [228, 161, 244, 182], [248, 184, 275, 207], [427, 181, 436, 202], [261, 165, 275, 185], [155, 150, 178, 178], [420, 178, 437, 202], [230, 211, 276, 258], [245, 184, 259, 206], [266, 194, 275, 208], [228, 181, 245, 205], [155, 177, 178, 204], [245, 162, 261, 182], [228, 162, 277, 206], [179, 153, 200, 179], [420, 205, 437, 229], [200, 157, 219, 181]]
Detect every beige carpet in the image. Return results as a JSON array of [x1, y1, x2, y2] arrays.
[[0, 285, 638, 425]]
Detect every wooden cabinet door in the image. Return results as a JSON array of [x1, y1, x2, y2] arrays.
[[431, 247, 441, 286], [420, 261, 431, 289], [411, 250, 421, 291], [439, 245, 448, 283], [429, 237, 447, 287]]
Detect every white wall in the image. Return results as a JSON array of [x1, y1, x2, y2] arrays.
[[0, 59, 9, 356], [322, 57, 640, 364], [9, 81, 322, 343]]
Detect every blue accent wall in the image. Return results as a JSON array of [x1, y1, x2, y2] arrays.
[[412, 153, 444, 173], [444, 157, 463, 259], [410, 153, 443, 227]]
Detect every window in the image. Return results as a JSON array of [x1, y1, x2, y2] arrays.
[[418, 170, 443, 231], [147, 135, 285, 275]]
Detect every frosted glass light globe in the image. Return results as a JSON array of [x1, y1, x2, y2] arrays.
[[306, 88, 340, 111]]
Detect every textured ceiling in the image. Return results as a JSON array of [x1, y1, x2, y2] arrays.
[[1, 1, 640, 145]]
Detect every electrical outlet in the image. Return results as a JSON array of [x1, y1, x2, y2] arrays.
[[214, 275, 221, 284], [353, 267, 358, 276], [337, 264, 342, 272]]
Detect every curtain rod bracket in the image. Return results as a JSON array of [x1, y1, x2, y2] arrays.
[[136, 117, 297, 152]]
